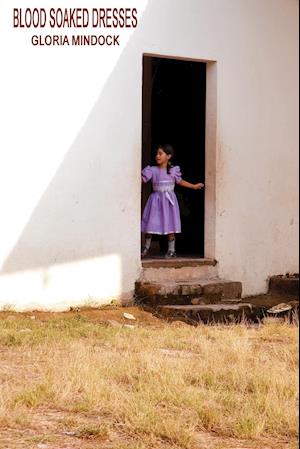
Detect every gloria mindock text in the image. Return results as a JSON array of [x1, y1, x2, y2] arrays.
[[31, 34, 122, 46]]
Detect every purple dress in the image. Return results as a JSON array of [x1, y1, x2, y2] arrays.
[[141, 165, 182, 235]]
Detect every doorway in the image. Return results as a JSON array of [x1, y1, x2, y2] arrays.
[[142, 55, 206, 257]]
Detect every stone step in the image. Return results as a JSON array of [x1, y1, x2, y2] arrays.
[[158, 303, 258, 324], [142, 258, 217, 268], [140, 258, 218, 283], [269, 274, 299, 297], [135, 278, 242, 306]]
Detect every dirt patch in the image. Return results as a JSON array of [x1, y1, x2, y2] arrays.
[[0, 306, 164, 327], [241, 294, 298, 309], [0, 293, 298, 326]]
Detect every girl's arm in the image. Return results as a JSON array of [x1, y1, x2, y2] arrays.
[[178, 180, 204, 190], [141, 166, 153, 183]]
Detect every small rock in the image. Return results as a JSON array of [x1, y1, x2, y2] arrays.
[[30, 316, 36, 320], [123, 324, 136, 329], [37, 444, 48, 449], [191, 298, 206, 305], [123, 312, 136, 321], [63, 431, 77, 436], [267, 303, 293, 314], [19, 328, 32, 333]]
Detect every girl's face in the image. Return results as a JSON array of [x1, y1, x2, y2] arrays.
[[155, 148, 171, 166]]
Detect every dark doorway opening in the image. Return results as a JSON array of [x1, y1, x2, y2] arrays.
[[142, 55, 206, 257]]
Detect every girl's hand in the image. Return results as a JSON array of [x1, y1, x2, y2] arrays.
[[178, 180, 204, 190], [193, 183, 204, 190]]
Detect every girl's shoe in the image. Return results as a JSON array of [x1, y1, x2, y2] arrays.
[[165, 250, 176, 259], [141, 247, 150, 259]]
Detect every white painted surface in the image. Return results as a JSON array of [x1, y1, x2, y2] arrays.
[[0, 0, 298, 310], [0, 255, 122, 312], [140, 266, 218, 283]]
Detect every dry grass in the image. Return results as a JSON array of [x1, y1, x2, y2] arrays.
[[0, 311, 298, 449]]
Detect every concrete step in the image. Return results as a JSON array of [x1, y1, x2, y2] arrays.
[[135, 278, 242, 306], [158, 303, 258, 324], [140, 258, 218, 283], [269, 274, 299, 297], [142, 258, 217, 269]]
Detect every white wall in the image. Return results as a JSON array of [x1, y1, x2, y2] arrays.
[[0, 0, 298, 310], [214, 0, 299, 293]]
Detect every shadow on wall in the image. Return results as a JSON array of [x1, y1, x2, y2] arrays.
[[1, 1, 166, 302]]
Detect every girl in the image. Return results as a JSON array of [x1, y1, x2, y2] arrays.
[[141, 144, 204, 258]]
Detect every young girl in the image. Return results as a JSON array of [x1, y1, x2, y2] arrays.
[[141, 144, 204, 258]]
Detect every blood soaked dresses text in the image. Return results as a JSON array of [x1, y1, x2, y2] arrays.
[[13, 7, 138, 46]]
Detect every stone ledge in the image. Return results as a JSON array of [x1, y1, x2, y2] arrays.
[[135, 279, 242, 306], [158, 303, 256, 323], [269, 275, 299, 297], [160, 304, 252, 312], [142, 258, 217, 269]]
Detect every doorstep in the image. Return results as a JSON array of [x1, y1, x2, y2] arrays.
[[141, 257, 217, 269]]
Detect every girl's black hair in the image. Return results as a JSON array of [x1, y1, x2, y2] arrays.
[[156, 144, 174, 174]]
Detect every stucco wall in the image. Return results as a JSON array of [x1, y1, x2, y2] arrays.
[[0, 0, 298, 310]]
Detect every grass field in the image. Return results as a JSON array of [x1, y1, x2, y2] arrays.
[[0, 308, 298, 449]]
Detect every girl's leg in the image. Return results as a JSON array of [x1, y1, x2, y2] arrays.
[[165, 233, 176, 258], [144, 233, 152, 249], [141, 233, 152, 258]]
